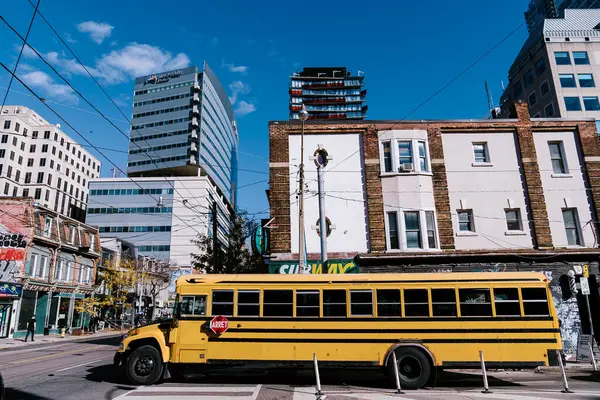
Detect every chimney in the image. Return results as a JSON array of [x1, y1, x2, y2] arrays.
[[513, 101, 531, 123]]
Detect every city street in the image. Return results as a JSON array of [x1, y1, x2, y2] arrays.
[[2, 336, 599, 400]]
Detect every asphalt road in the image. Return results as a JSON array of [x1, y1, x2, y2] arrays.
[[2, 337, 599, 400]]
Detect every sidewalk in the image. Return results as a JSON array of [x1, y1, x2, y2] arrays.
[[0, 329, 123, 351]]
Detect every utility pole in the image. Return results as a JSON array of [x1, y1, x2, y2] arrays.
[[212, 200, 218, 271], [314, 146, 331, 274], [298, 105, 309, 274]]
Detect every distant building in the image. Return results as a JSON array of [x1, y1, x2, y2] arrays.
[[0, 197, 100, 339], [289, 67, 367, 120], [87, 176, 230, 269], [127, 63, 238, 205], [499, 9, 600, 132], [0, 106, 101, 221], [525, 0, 600, 35]]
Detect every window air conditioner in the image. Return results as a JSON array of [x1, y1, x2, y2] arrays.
[[398, 163, 414, 172]]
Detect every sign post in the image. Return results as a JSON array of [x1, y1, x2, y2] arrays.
[[574, 268, 597, 371]]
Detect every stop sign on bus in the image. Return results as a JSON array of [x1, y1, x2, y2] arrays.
[[210, 315, 229, 335]]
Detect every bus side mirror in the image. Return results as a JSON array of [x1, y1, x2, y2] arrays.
[[176, 302, 182, 319]]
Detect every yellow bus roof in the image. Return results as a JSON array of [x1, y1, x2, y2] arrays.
[[176, 272, 548, 286]]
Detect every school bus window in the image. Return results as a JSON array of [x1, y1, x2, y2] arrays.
[[263, 290, 293, 317], [521, 288, 550, 316], [404, 289, 429, 317], [237, 290, 260, 316], [459, 289, 492, 317], [350, 290, 373, 316], [376, 289, 401, 317], [431, 289, 457, 317], [493, 288, 521, 316], [323, 289, 347, 317], [180, 295, 206, 315], [296, 291, 320, 317], [212, 290, 234, 316]]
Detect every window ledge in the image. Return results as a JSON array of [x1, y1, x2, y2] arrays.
[[472, 162, 493, 167], [505, 230, 527, 236], [456, 231, 478, 237], [551, 173, 573, 178], [381, 171, 433, 177]]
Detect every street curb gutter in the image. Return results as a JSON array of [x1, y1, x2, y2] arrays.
[[0, 332, 123, 352]]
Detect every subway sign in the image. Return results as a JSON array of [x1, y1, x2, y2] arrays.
[[269, 259, 358, 274]]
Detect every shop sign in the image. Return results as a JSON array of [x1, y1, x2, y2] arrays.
[[0, 282, 22, 298], [269, 259, 359, 274]]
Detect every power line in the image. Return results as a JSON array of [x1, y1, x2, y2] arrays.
[[0, 0, 40, 114], [323, 21, 526, 175], [0, 61, 204, 238]]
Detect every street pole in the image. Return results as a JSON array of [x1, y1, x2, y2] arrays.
[[316, 149, 328, 274], [298, 105, 309, 274], [584, 293, 597, 370], [212, 200, 218, 270]]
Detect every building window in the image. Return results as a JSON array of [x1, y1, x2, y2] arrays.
[[22, 188, 29, 197], [562, 208, 582, 246], [417, 141, 428, 172], [39, 158, 46, 167], [554, 51, 571, 65], [573, 51, 590, 65], [43, 216, 53, 237], [513, 81, 523, 97], [43, 131, 50, 139], [0, 135, 7, 143], [24, 173, 31, 183], [559, 74, 576, 88], [548, 141, 567, 174], [583, 97, 600, 111], [397, 141, 412, 169], [41, 144, 48, 153], [528, 92, 537, 106], [458, 210, 474, 232], [68, 226, 75, 244], [535, 58, 546, 75], [34, 188, 41, 200], [382, 142, 392, 172], [544, 103, 555, 117], [37, 172, 44, 184], [524, 69, 534, 87], [3, 120, 9, 129], [578, 74, 595, 88], [15, 122, 20, 132], [3, 183, 9, 195], [387, 212, 399, 250], [404, 211, 421, 249], [564, 97, 582, 111], [29, 144, 36, 153], [472, 142, 489, 163], [32, 131, 38, 139], [505, 209, 523, 231]]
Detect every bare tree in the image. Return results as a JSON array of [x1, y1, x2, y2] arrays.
[[144, 259, 174, 318]]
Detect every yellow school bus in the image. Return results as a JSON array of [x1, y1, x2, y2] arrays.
[[114, 272, 561, 388]]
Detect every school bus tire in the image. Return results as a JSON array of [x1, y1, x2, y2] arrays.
[[387, 346, 432, 390], [125, 345, 163, 385]]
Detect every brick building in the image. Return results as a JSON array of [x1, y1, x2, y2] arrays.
[[268, 102, 600, 354]]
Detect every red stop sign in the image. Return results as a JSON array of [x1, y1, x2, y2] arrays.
[[210, 315, 229, 335]]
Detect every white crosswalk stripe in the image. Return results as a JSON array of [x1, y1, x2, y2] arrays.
[[113, 384, 262, 400]]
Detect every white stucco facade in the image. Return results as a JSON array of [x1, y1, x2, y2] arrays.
[[288, 132, 368, 255]]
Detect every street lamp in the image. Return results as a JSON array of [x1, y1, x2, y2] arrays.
[[298, 105, 309, 274]]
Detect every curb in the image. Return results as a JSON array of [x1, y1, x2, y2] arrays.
[[0, 332, 123, 352]]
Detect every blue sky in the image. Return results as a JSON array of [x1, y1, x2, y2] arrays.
[[0, 0, 529, 218]]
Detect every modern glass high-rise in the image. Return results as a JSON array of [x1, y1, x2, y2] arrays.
[[289, 67, 367, 120], [127, 62, 238, 205], [525, 0, 600, 34]]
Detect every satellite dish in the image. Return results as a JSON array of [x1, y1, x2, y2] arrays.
[[56, 123, 61, 129]]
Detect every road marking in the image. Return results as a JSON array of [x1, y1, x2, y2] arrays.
[[56, 358, 103, 372], [450, 392, 563, 400], [114, 385, 262, 400]]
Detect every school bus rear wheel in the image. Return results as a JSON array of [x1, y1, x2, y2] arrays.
[[125, 345, 163, 385], [387, 347, 431, 390]]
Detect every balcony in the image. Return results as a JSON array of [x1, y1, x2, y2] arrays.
[[192, 105, 200, 115], [190, 129, 198, 140], [193, 82, 201, 91], [190, 155, 197, 165], [191, 117, 199, 127], [190, 142, 198, 152], [193, 93, 200, 103]]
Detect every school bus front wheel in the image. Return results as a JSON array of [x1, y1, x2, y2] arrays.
[[125, 345, 164, 385], [387, 346, 432, 390]]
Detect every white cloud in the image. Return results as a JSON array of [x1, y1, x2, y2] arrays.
[[228, 80, 251, 105], [77, 21, 114, 44], [221, 59, 248, 74], [42, 43, 190, 85], [234, 101, 256, 117], [64, 33, 77, 44], [21, 71, 78, 104], [16, 44, 37, 59]]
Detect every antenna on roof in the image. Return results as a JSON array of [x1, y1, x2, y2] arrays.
[[485, 80, 497, 119]]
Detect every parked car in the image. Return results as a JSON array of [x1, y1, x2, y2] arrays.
[[0, 371, 5, 400]]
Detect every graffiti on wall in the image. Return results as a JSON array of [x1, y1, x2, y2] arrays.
[[0, 201, 30, 283]]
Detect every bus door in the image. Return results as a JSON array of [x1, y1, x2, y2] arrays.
[[176, 294, 209, 363]]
